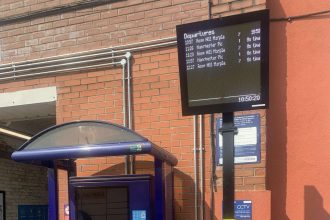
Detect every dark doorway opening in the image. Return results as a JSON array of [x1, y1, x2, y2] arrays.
[[76, 187, 129, 220]]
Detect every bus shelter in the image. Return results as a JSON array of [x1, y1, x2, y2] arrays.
[[12, 121, 177, 220]]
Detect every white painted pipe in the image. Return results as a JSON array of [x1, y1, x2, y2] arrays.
[[121, 59, 127, 127], [0, 37, 176, 71], [0, 61, 121, 81], [126, 52, 132, 130], [125, 52, 135, 174], [121, 59, 130, 175], [0, 41, 176, 82], [199, 115, 204, 220], [0, 55, 125, 76], [193, 115, 198, 220]]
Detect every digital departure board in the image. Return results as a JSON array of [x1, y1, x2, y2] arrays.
[[176, 10, 269, 115]]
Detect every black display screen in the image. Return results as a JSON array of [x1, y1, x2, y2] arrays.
[[176, 10, 269, 115]]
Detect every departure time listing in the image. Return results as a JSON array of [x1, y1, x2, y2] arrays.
[[183, 23, 261, 71]]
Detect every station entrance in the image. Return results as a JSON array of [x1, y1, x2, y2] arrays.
[[11, 121, 177, 220]]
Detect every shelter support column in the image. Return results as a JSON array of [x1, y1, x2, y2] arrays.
[[155, 159, 164, 220], [68, 160, 76, 220], [48, 164, 58, 220]]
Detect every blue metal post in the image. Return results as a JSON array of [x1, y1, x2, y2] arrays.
[[68, 160, 76, 220], [154, 159, 164, 220], [68, 184, 76, 220], [48, 165, 58, 220]]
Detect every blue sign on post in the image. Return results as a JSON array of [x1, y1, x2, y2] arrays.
[[222, 200, 252, 220], [234, 200, 252, 220], [216, 114, 261, 165], [132, 210, 147, 220]]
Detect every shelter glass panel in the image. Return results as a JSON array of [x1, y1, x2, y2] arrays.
[[23, 121, 145, 150]]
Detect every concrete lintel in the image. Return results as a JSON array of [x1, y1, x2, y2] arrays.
[[0, 87, 57, 108]]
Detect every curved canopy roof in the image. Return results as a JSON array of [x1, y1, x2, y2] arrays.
[[12, 121, 177, 166]]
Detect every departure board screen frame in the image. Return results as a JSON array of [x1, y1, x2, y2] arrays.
[[176, 10, 269, 116]]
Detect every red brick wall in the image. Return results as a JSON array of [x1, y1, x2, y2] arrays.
[[0, 0, 209, 62], [214, 111, 267, 191], [0, 45, 267, 219], [0, 0, 266, 63], [0, 0, 268, 219], [0, 158, 48, 219], [0, 0, 78, 18]]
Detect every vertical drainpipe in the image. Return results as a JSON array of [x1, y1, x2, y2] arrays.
[[125, 51, 135, 174], [121, 58, 127, 126], [193, 115, 198, 220], [121, 58, 130, 175], [199, 2, 212, 219], [200, 115, 204, 220], [194, 1, 212, 217], [125, 52, 132, 129], [207, 1, 215, 220], [210, 113, 216, 220]]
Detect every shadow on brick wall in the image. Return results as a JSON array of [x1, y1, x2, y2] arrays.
[[94, 160, 218, 220], [173, 168, 219, 220]]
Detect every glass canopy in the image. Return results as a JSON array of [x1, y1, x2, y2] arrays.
[[12, 121, 177, 166], [23, 121, 146, 150]]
